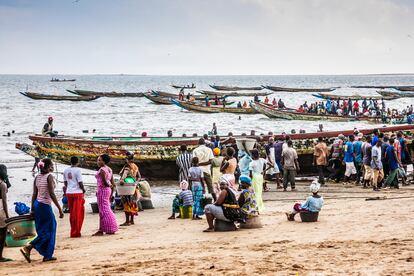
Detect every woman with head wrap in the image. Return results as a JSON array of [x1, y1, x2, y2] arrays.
[[168, 180, 193, 219], [286, 180, 324, 221], [238, 175, 258, 222], [119, 152, 141, 226]]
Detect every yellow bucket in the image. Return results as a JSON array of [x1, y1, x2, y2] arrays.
[[179, 206, 192, 219]]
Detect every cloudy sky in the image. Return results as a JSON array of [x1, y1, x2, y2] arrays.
[[0, 0, 413, 75]]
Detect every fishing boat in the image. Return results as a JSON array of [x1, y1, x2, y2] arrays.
[[312, 93, 397, 101], [15, 125, 414, 179], [50, 78, 76, 82], [251, 102, 383, 122], [20, 92, 99, 101], [151, 90, 206, 101], [171, 84, 196, 89], [172, 99, 257, 114], [209, 85, 263, 91], [352, 85, 414, 91], [67, 89, 144, 97], [198, 90, 272, 97], [376, 90, 414, 98], [144, 93, 235, 106], [263, 86, 337, 92]]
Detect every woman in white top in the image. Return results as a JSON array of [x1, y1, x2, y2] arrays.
[[249, 149, 266, 213]]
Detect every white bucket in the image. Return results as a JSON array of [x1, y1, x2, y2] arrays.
[[235, 138, 256, 152], [116, 183, 137, 196]]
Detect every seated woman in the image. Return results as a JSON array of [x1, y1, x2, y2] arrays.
[[203, 177, 242, 232], [286, 181, 323, 221], [168, 180, 193, 219], [238, 175, 258, 223]]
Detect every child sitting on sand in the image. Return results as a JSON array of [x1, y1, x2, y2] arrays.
[[286, 180, 324, 221], [168, 180, 193, 219]]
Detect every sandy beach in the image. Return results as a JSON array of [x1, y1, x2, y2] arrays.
[[2, 180, 414, 276]]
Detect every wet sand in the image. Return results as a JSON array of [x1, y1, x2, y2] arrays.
[[2, 180, 414, 275]]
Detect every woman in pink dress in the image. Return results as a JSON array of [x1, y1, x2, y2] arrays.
[[93, 154, 118, 236]]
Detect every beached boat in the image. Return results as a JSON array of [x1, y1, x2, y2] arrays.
[[263, 86, 337, 92], [198, 90, 272, 97], [50, 78, 76, 82], [352, 85, 414, 91], [376, 90, 414, 98], [15, 125, 414, 179], [171, 84, 196, 89], [151, 90, 206, 101], [172, 99, 257, 114], [67, 89, 144, 97], [20, 92, 99, 101], [251, 102, 383, 122], [312, 93, 397, 101], [209, 85, 263, 91]]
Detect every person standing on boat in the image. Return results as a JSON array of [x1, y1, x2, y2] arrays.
[[0, 166, 11, 262], [21, 159, 64, 263], [176, 145, 192, 184], [313, 137, 328, 186], [93, 154, 118, 236], [192, 138, 216, 201], [63, 157, 85, 238], [281, 140, 300, 191], [42, 117, 55, 137], [119, 152, 141, 226]]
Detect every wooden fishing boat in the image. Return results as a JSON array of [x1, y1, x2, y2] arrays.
[[312, 93, 397, 101], [50, 78, 76, 82], [67, 89, 144, 97], [15, 125, 414, 179], [376, 90, 414, 98], [151, 90, 206, 101], [352, 85, 414, 91], [263, 86, 337, 92], [172, 100, 257, 114], [251, 102, 383, 122], [198, 90, 272, 97], [209, 85, 263, 91], [144, 93, 235, 106], [171, 84, 196, 89], [20, 92, 99, 101]]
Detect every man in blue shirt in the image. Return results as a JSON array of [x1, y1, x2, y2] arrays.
[[353, 133, 363, 184], [371, 129, 379, 146], [383, 138, 401, 189], [344, 135, 356, 183]]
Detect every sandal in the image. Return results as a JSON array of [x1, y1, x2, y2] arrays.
[[203, 228, 215, 232], [0, 257, 13, 262], [20, 248, 31, 263], [43, 257, 57, 262], [92, 231, 104, 236], [119, 222, 131, 226]]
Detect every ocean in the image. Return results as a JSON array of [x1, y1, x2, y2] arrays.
[[1, 74, 413, 207]]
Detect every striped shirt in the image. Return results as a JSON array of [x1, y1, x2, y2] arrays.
[[179, 190, 193, 206], [176, 152, 192, 183], [36, 173, 54, 205]]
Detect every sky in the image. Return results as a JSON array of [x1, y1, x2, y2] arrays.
[[0, 0, 414, 75]]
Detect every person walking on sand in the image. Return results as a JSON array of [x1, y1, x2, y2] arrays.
[[20, 159, 64, 263], [63, 156, 85, 238], [119, 152, 141, 226], [343, 135, 357, 183], [176, 145, 192, 184], [282, 140, 300, 191], [371, 139, 384, 191], [192, 138, 216, 201], [313, 137, 328, 186], [0, 167, 11, 262], [249, 149, 266, 212], [188, 157, 206, 220], [93, 154, 118, 236]]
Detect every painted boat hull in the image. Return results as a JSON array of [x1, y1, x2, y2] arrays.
[[67, 89, 144, 97], [312, 93, 397, 101], [171, 85, 196, 89], [20, 92, 99, 101], [198, 90, 271, 97], [376, 90, 414, 98], [151, 90, 206, 101], [172, 100, 257, 114], [209, 85, 263, 91], [263, 86, 336, 92]]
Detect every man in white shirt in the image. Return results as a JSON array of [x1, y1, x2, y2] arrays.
[[192, 138, 216, 200], [63, 156, 85, 238]]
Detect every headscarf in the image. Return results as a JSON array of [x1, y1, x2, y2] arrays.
[[213, 147, 221, 156], [180, 180, 189, 190], [338, 134, 345, 140], [239, 175, 252, 186], [310, 180, 320, 193], [219, 175, 231, 186]]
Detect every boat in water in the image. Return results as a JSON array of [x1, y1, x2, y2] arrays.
[[171, 84, 196, 89], [50, 78, 76, 82], [15, 125, 414, 179], [376, 90, 414, 98], [67, 89, 144, 97], [144, 93, 235, 106], [151, 90, 206, 101], [209, 85, 263, 91], [351, 85, 414, 91], [172, 99, 257, 114], [20, 92, 99, 101], [198, 90, 272, 97], [251, 102, 385, 122], [313, 93, 397, 101], [263, 86, 337, 92]]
